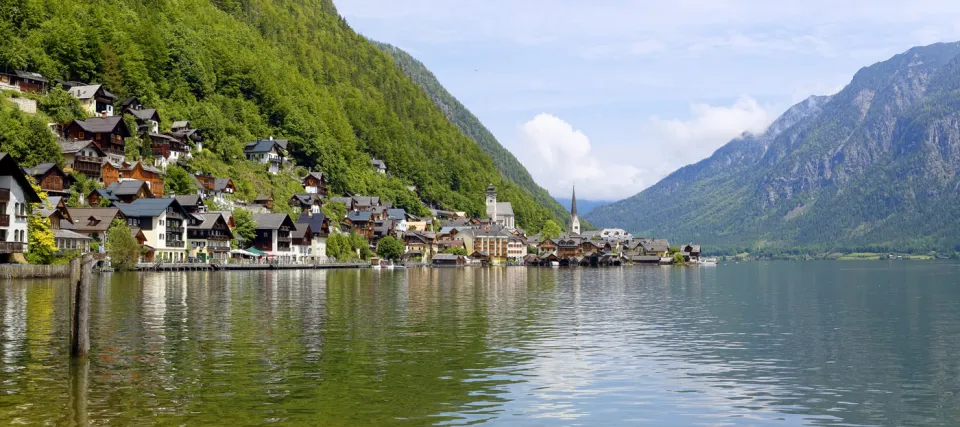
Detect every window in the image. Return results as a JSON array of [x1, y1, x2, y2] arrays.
[[78, 131, 85, 139], [159, 219, 164, 226], [159, 234, 164, 240]]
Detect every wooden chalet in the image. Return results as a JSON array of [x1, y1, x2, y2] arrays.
[[59, 140, 106, 179], [22, 163, 72, 197], [64, 116, 131, 157]]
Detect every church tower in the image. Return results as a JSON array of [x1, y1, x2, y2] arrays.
[[570, 185, 581, 235], [486, 183, 498, 222]]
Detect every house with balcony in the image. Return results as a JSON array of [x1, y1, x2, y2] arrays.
[[296, 212, 330, 263], [244, 138, 288, 174], [187, 212, 233, 263], [302, 172, 328, 196], [60, 140, 106, 180], [169, 121, 203, 153], [150, 133, 190, 170], [115, 198, 190, 263], [67, 84, 116, 117], [194, 176, 235, 204], [252, 213, 296, 262], [174, 195, 205, 214], [64, 116, 131, 162], [289, 193, 322, 214], [22, 163, 73, 197], [253, 194, 274, 211], [0, 153, 41, 262], [291, 223, 314, 263], [343, 211, 375, 239], [121, 98, 160, 134]]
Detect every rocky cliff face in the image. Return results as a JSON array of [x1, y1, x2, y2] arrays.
[[586, 42, 960, 252]]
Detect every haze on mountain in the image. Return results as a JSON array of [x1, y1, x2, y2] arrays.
[[587, 42, 960, 254]]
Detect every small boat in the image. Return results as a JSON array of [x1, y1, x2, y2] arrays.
[[385, 262, 395, 270], [700, 257, 718, 266], [549, 261, 560, 267]]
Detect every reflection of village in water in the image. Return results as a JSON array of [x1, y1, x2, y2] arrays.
[[2, 264, 956, 426]]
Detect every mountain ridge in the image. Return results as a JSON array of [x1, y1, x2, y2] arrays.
[[586, 41, 960, 253]]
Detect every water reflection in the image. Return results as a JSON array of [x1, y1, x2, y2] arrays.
[[1, 263, 960, 425]]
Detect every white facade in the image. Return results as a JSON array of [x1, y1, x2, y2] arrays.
[[137, 211, 188, 262], [0, 175, 30, 253]]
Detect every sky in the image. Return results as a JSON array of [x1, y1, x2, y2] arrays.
[[337, 0, 960, 201]]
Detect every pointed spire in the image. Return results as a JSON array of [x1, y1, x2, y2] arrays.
[[570, 185, 578, 217]]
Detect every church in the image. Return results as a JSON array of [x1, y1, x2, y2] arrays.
[[485, 184, 515, 229]]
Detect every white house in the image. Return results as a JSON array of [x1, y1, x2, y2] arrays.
[[115, 198, 190, 263], [253, 213, 296, 262], [244, 138, 288, 174], [0, 153, 42, 262], [484, 184, 515, 230]]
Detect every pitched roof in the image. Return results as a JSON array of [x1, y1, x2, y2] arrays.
[[213, 178, 233, 191], [290, 193, 320, 206], [254, 194, 272, 202], [14, 70, 47, 82], [386, 209, 409, 220], [59, 139, 106, 156], [66, 207, 122, 232], [68, 84, 107, 100], [174, 194, 202, 207], [128, 108, 159, 122], [171, 120, 189, 129], [296, 212, 328, 233], [303, 171, 324, 182], [352, 196, 379, 207], [115, 198, 184, 217], [495, 202, 514, 217], [641, 239, 670, 252], [371, 158, 386, 169], [244, 139, 286, 153], [54, 229, 92, 241], [253, 213, 293, 230], [432, 254, 463, 261], [91, 188, 119, 202], [347, 211, 373, 222], [106, 179, 150, 196], [71, 116, 127, 134], [0, 153, 40, 203], [193, 213, 230, 232], [22, 162, 58, 177], [329, 197, 352, 207]]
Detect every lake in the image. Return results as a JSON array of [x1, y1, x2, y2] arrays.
[[2, 262, 960, 425]]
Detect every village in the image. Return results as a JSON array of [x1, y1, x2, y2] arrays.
[[0, 71, 704, 270]]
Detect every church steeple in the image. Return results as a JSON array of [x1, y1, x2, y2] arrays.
[[570, 185, 581, 235]]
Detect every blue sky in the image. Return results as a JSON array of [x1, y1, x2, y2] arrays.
[[338, 0, 960, 200]]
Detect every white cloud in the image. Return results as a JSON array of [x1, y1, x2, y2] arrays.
[[641, 96, 778, 170], [517, 114, 645, 200], [515, 98, 779, 201]]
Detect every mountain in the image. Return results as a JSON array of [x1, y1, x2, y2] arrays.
[[553, 198, 609, 217], [586, 42, 960, 253], [372, 41, 573, 227], [0, 0, 559, 231]]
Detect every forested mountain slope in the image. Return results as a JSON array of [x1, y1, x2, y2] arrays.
[[373, 41, 573, 227], [0, 0, 559, 230], [587, 42, 960, 253]]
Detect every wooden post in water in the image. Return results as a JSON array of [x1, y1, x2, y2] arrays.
[[71, 253, 95, 357]]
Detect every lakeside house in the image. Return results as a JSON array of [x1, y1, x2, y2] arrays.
[[115, 198, 190, 263], [0, 153, 42, 262], [186, 212, 233, 263], [252, 213, 296, 262], [65, 207, 125, 244]]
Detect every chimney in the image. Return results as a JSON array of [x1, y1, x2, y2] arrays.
[[101, 111, 107, 119]]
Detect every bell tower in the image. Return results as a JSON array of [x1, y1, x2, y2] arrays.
[[486, 183, 497, 222], [570, 185, 581, 235]]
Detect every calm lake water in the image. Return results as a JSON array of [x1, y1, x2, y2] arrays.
[[2, 262, 960, 426]]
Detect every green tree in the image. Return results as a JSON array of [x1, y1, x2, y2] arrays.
[[443, 247, 468, 256], [67, 172, 101, 207], [672, 252, 686, 265], [0, 100, 62, 167], [322, 201, 346, 227], [377, 235, 404, 261], [106, 219, 140, 270], [25, 177, 57, 264], [232, 208, 257, 246], [164, 164, 197, 195], [38, 86, 87, 123], [431, 218, 441, 232], [541, 220, 562, 239]]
